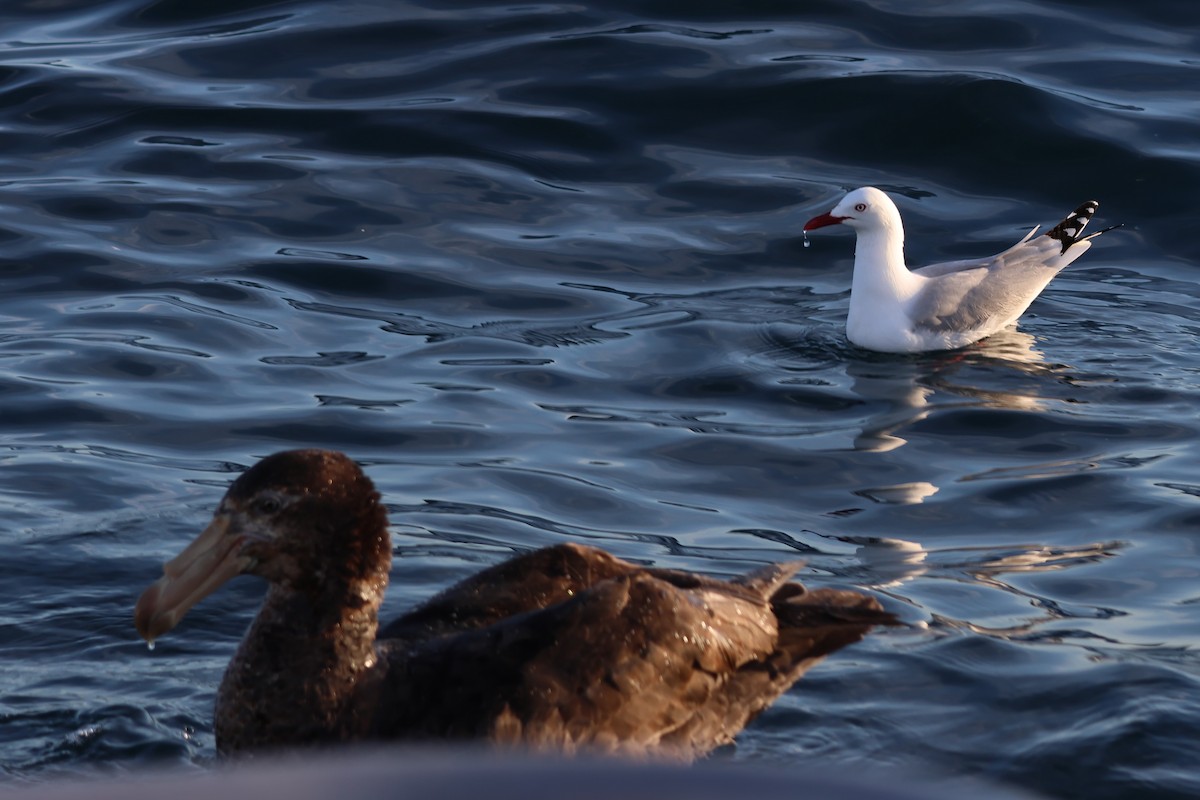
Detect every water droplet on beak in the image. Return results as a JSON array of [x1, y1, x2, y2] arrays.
[[147, 640, 156, 652], [803, 230, 811, 248]]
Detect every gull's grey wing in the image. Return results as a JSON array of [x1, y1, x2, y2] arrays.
[[908, 228, 1083, 334]]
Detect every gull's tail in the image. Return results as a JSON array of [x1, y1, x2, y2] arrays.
[[1044, 200, 1121, 254]]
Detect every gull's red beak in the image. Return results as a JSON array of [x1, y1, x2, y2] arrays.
[[803, 212, 848, 231]]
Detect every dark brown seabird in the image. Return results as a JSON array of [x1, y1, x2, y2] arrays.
[[134, 449, 895, 759]]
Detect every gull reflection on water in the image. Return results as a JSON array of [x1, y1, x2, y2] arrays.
[[850, 328, 1057, 455], [843, 535, 1121, 638]]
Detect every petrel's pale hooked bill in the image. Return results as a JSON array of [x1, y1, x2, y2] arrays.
[[804, 187, 1118, 353]]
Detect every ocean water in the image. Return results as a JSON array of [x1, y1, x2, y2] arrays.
[[2, 1, 1198, 797]]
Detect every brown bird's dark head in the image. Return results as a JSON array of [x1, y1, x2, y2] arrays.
[[134, 450, 390, 643]]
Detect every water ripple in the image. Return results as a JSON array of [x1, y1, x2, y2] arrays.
[[2, 1, 1199, 797]]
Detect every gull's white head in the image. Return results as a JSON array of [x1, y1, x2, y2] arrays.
[[804, 187, 902, 234]]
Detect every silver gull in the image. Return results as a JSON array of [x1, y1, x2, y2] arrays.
[[803, 187, 1117, 353]]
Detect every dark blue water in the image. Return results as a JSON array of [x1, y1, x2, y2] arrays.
[[2, 1, 1199, 797]]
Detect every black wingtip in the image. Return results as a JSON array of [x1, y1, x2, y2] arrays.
[[1044, 200, 1100, 255]]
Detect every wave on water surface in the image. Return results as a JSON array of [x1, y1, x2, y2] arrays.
[[2, 2, 1200, 799]]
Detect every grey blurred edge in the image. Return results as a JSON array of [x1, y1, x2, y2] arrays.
[[1, 747, 1044, 800]]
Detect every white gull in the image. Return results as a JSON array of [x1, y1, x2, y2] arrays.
[[803, 187, 1117, 353]]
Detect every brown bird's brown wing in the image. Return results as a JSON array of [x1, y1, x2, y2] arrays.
[[376, 543, 637, 642], [363, 556, 892, 760]]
